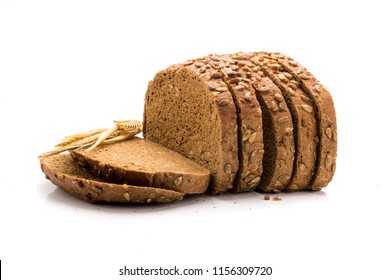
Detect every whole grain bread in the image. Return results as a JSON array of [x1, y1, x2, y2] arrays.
[[275, 54, 337, 190], [70, 137, 210, 194], [206, 54, 264, 193], [143, 59, 239, 194], [230, 53, 295, 192], [41, 154, 185, 203], [250, 52, 318, 191]]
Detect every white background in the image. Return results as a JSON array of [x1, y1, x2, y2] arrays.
[[1, 0, 389, 279]]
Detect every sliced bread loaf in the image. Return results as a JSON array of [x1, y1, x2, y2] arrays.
[[143, 59, 239, 194], [41, 154, 185, 203], [250, 52, 318, 191], [206, 54, 264, 193], [70, 137, 210, 194], [230, 53, 295, 192], [276, 54, 337, 190]]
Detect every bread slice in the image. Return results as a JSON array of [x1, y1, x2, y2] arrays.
[[143, 59, 239, 194], [228, 53, 295, 192], [250, 52, 318, 191], [70, 137, 210, 194], [40, 154, 185, 203], [206, 54, 264, 192], [276, 53, 337, 190]]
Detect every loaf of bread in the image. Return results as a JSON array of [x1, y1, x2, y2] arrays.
[[144, 52, 337, 193], [40, 51, 337, 203], [40, 154, 185, 203]]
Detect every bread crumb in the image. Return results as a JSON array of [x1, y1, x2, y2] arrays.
[[264, 195, 270, 200], [272, 196, 282, 201]]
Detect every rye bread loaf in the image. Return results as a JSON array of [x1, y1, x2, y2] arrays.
[[230, 53, 295, 192], [206, 54, 264, 193], [250, 52, 318, 191], [41, 154, 185, 203], [275, 53, 337, 190], [143, 59, 239, 194], [70, 137, 210, 194]]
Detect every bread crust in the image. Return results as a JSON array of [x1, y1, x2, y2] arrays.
[[40, 154, 185, 203]]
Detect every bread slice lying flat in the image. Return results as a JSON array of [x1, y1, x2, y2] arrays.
[[70, 137, 210, 194], [40, 154, 185, 203]]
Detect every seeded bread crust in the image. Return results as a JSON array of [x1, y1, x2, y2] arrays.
[[250, 52, 318, 191], [206, 54, 264, 192], [276, 54, 337, 190], [70, 138, 210, 194], [41, 154, 185, 203], [144, 61, 238, 195], [230, 53, 295, 192]]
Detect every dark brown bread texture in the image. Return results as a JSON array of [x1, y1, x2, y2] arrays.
[[275, 53, 337, 190], [143, 59, 239, 194], [70, 138, 210, 194], [230, 53, 295, 192], [206, 54, 264, 193], [250, 52, 318, 191], [40, 154, 185, 203]]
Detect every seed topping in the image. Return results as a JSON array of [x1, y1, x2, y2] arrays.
[[210, 72, 223, 79], [224, 163, 232, 174], [325, 127, 332, 139], [257, 86, 269, 93], [325, 154, 332, 169], [301, 104, 313, 113], [274, 93, 284, 102], [248, 132, 257, 143], [174, 176, 183, 186], [218, 99, 229, 106]]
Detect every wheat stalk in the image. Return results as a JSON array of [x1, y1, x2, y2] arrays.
[[39, 120, 142, 158]]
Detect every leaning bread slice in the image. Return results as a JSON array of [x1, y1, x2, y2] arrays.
[[70, 137, 210, 194], [40, 154, 185, 203], [143, 60, 239, 194]]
